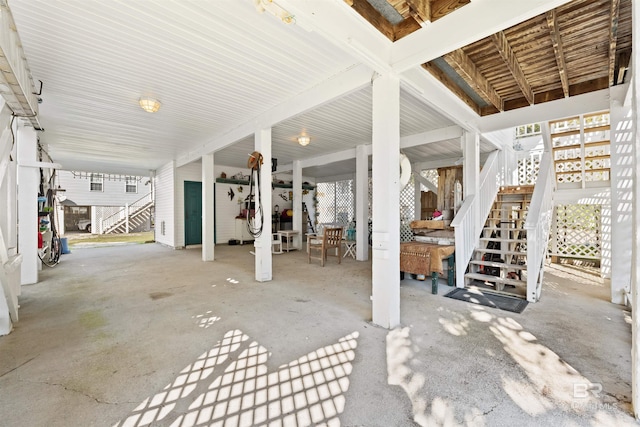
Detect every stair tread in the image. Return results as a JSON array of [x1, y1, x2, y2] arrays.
[[479, 237, 526, 243], [465, 272, 526, 286], [483, 227, 527, 232], [474, 248, 526, 256], [470, 260, 527, 270]]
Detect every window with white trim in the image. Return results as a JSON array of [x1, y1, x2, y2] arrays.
[[90, 173, 103, 192], [125, 176, 138, 193]]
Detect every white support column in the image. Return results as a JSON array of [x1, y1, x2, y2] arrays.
[[254, 128, 272, 282], [17, 125, 38, 285], [631, 0, 640, 417], [202, 152, 215, 261], [609, 102, 632, 301], [355, 144, 368, 261], [292, 160, 303, 249], [125, 204, 130, 234], [462, 131, 480, 199], [414, 170, 422, 220], [371, 74, 401, 329]]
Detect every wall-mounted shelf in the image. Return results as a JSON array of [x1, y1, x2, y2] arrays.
[[216, 178, 314, 190], [216, 178, 250, 185]]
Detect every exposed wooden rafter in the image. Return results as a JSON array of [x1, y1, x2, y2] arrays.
[[430, 0, 470, 21], [491, 31, 534, 106], [609, 0, 621, 86], [422, 63, 481, 115], [406, 0, 431, 23], [546, 9, 569, 98], [444, 49, 503, 112], [349, 0, 395, 40]]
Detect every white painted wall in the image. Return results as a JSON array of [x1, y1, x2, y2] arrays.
[[156, 160, 317, 248], [57, 170, 150, 207], [154, 161, 176, 247]]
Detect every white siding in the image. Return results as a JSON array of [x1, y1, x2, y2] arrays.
[[165, 161, 317, 246], [215, 182, 246, 243], [154, 161, 176, 247], [57, 170, 150, 207]]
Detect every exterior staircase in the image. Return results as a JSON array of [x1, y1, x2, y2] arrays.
[[101, 193, 153, 234], [464, 185, 534, 298]]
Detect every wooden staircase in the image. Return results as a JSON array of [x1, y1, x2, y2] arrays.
[[464, 185, 534, 298], [103, 201, 153, 234]]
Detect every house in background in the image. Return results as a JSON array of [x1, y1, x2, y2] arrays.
[[56, 170, 154, 235]]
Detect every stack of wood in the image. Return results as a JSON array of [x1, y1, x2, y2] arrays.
[[410, 219, 449, 234]]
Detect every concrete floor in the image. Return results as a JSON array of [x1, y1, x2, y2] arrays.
[[0, 243, 636, 426]]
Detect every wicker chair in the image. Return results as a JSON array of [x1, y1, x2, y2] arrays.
[[308, 227, 343, 266]]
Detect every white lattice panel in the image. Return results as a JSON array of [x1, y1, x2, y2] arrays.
[[319, 176, 417, 242], [400, 176, 415, 242], [420, 169, 439, 190], [517, 156, 540, 185], [316, 180, 354, 226], [554, 204, 601, 259]]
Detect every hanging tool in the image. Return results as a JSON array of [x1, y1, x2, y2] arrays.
[[246, 151, 264, 237]]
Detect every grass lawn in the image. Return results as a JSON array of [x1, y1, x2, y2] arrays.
[[65, 231, 155, 247]]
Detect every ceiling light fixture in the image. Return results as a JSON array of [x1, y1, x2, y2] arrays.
[[254, 0, 295, 24], [139, 97, 161, 113], [298, 136, 310, 146]]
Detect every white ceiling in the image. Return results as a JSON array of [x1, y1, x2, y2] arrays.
[[7, 0, 577, 179]]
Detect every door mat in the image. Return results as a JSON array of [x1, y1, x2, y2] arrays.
[[444, 287, 528, 313]]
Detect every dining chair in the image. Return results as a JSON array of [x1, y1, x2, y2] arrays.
[[308, 227, 343, 266]]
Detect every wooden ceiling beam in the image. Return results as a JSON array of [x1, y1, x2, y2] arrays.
[[430, 0, 470, 22], [444, 49, 504, 111], [609, 0, 621, 86], [491, 31, 534, 105], [406, 0, 431, 23], [546, 9, 569, 98], [422, 63, 481, 115], [393, 18, 422, 41], [503, 77, 609, 112], [348, 0, 395, 41]]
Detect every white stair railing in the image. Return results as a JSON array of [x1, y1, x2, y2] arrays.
[[524, 151, 554, 302], [101, 193, 152, 233], [451, 150, 503, 287]]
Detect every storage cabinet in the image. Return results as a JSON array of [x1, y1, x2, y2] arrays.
[[235, 218, 253, 244]]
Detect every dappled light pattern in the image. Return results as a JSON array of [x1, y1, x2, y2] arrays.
[[116, 330, 249, 426], [116, 330, 359, 427], [436, 307, 470, 336], [192, 311, 221, 329], [490, 316, 588, 413], [389, 308, 632, 425], [172, 332, 359, 426]]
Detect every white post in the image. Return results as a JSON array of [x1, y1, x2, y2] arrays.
[[17, 125, 39, 285], [414, 169, 421, 220], [631, 0, 640, 417], [125, 203, 130, 234], [463, 131, 480, 242], [254, 128, 272, 282], [355, 144, 368, 261], [202, 152, 215, 261], [293, 160, 303, 249], [609, 102, 632, 300], [371, 74, 401, 329], [463, 131, 480, 199]]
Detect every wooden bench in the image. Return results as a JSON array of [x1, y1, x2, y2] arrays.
[[400, 241, 455, 294]]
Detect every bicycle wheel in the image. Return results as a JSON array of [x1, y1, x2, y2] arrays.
[[39, 236, 61, 267]]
